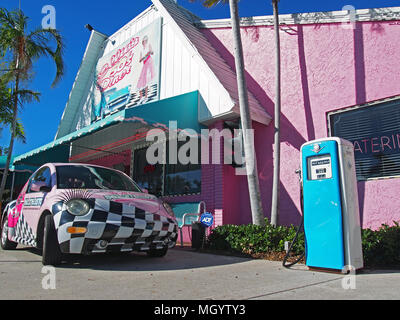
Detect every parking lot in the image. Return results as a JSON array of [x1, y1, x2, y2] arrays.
[[0, 246, 399, 300]]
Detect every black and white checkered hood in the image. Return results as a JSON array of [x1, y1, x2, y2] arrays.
[[51, 198, 178, 254]]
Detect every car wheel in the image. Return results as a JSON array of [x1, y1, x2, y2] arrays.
[[147, 246, 168, 257], [42, 215, 63, 266], [1, 217, 17, 250]]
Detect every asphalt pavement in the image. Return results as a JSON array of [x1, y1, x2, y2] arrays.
[[0, 245, 399, 300]]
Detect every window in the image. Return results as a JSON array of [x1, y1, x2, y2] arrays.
[[56, 165, 141, 192], [27, 167, 51, 193], [132, 147, 164, 196], [328, 98, 400, 180], [132, 140, 201, 197]]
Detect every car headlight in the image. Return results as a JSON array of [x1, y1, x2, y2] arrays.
[[66, 199, 90, 216], [162, 202, 175, 218]]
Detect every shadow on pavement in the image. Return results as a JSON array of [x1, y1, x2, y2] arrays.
[[49, 247, 253, 272]]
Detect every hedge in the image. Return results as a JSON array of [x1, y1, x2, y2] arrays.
[[205, 219, 400, 268]]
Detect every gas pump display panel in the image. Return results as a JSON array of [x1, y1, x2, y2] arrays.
[[307, 155, 332, 180]]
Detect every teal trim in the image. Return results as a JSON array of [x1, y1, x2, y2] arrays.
[[0, 155, 36, 172], [124, 91, 204, 133], [170, 202, 201, 228], [13, 91, 203, 167], [0, 155, 35, 190], [13, 111, 125, 167]]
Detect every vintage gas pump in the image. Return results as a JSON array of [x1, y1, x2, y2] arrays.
[[300, 137, 363, 272]]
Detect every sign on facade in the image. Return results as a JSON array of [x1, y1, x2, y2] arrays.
[[92, 18, 162, 122]]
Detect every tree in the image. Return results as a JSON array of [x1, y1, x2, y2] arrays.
[[0, 76, 28, 145], [192, 0, 265, 226], [270, 0, 281, 226], [0, 8, 64, 206]]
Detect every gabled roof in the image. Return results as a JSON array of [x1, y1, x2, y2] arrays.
[[55, 30, 108, 139], [55, 0, 271, 142], [152, 0, 271, 125]]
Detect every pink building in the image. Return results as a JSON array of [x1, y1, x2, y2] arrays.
[[13, 1, 400, 244], [201, 7, 400, 230]]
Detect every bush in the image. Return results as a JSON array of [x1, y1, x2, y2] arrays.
[[205, 218, 304, 256], [205, 219, 400, 268], [361, 222, 400, 267]]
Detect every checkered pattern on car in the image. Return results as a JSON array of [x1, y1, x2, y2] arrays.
[[12, 213, 37, 247], [51, 198, 178, 254]]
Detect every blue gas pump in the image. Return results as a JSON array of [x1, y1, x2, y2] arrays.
[[300, 137, 363, 272]]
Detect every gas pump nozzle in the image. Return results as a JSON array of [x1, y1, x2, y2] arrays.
[[295, 168, 302, 181], [282, 168, 305, 268]]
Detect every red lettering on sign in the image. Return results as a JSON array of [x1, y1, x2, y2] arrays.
[[97, 37, 139, 91], [381, 136, 392, 151], [353, 141, 363, 153]]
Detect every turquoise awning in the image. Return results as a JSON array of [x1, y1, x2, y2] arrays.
[[0, 155, 36, 172], [13, 91, 204, 167]]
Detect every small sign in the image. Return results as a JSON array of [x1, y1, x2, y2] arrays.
[[200, 212, 214, 227], [307, 155, 333, 180]]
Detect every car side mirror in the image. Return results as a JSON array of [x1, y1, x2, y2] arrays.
[[31, 181, 51, 193], [142, 188, 149, 194]]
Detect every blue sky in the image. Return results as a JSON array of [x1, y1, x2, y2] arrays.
[[1, 0, 400, 157]]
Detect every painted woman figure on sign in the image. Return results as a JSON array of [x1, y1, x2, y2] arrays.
[[137, 35, 155, 105]]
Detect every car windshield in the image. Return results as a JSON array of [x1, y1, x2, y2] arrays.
[[56, 165, 142, 192]]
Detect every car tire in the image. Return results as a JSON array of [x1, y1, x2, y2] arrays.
[[147, 246, 168, 258], [42, 215, 63, 266], [1, 217, 17, 250]]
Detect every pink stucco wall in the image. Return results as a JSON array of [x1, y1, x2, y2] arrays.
[[202, 20, 400, 230]]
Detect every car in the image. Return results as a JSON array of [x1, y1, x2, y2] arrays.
[[93, 85, 132, 121], [0, 163, 178, 265]]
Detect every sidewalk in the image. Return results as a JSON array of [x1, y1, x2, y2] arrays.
[[0, 246, 399, 300]]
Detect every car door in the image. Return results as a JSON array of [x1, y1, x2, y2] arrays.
[[17, 166, 52, 245]]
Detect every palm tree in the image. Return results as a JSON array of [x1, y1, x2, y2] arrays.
[[192, 0, 265, 226], [0, 8, 64, 206], [270, 0, 281, 226], [0, 76, 29, 144]]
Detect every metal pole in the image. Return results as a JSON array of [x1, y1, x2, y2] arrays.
[[270, 0, 281, 226], [10, 171, 15, 201]]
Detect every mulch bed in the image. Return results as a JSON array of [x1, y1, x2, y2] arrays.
[[250, 251, 305, 264], [197, 247, 305, 264]]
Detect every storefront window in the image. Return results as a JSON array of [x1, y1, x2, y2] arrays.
[[132, 140, 201, 196], [164, 140, 201, 196], [132, 147, 164, 196], [328, 98, 400, 180]]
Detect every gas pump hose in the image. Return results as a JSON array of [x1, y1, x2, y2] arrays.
[[282, 169, 305, 268], [282, 214, 305, 268]]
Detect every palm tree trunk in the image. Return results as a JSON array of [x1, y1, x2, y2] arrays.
[[0, 71, 20, 209], [228, 0, 264, 226], [270, 0, 281, 226]]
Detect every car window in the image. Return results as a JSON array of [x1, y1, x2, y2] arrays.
[[56, 165, 142, 192], [27, 167, 51, 193]]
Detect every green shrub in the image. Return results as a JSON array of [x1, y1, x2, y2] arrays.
[[205, 218, 304, 256], [206, 219, 400, 268], [361, 222, 400, 267]]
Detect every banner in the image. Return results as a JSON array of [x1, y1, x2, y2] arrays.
[[92, 18, 162, 122]]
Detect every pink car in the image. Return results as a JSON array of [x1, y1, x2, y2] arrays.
[[0, 163, 178, 265]]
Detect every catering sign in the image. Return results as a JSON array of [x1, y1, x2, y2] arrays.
[[92, 18, 162, 122]]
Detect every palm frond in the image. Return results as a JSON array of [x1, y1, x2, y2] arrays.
[[27, 27, 65, 87], [15, 89, 41, 105]]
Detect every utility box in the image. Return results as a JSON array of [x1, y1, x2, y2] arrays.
[[301, 137, 363, 272], [191, 222, 206, 249]]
